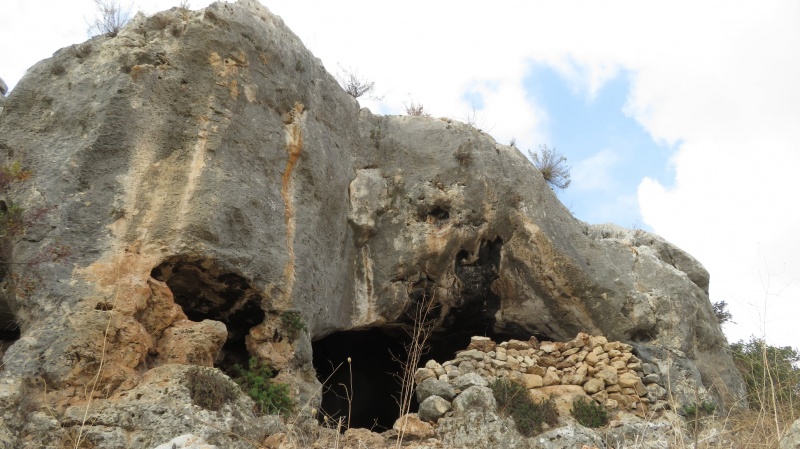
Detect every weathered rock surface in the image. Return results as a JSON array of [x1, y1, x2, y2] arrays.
[[0, 76, 6, 113], [781, 419, 800, 449], [0, 0, 744, 447]]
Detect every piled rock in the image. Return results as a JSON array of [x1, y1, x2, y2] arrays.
[[414, 333, 669, 423]]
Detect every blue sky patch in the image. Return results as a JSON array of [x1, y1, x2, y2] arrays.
[[523, 64, 676, 229]]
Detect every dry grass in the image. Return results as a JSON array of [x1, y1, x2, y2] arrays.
[[528, 144, 571, 190], [393, 292, 438, 448], [403, 99, 429, 117]]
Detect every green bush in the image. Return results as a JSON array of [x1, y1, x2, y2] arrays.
[[491, 378, 558, 436], [185, 367, 239, 411], [230, 357, 293, 416], [731, 337, 800, 413], [571, 397, 608, 428], [280, 311, 305, 340]]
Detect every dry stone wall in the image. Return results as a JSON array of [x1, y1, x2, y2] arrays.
[[415, 333, 669, 421]]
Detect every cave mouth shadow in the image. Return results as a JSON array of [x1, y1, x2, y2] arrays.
[[311, 324, 534, 432], [150, 256, 265, 370]]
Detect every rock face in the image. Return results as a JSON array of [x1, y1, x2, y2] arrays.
[[0, 75, 6, 113], [0, 1, 743, 447]]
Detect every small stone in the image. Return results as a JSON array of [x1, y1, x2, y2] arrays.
[[609, 393, 632, 407], [414, 368, 436, 385], [393, 413, 433, 440], [627, 361, 642, 371], [538, 356, 557, 367], [451, 372, 488, 390], [458, 360, 477, 374], [588, 335, 608, 349], [540, 341, 558, 353], [523, 373, 543, 389], [595, 367, 618, 386], [467, 336, 496, 352], [527, 365, 546, 377], [592, 390, 609, 402], [416, 378, 456, 403], [543, 367, 560, 386], [618, 372, 640, 388], [506, 339, 531, 351], [634, 381, 647, 397], [562, 347, 580, 357], [457, 349, 486, 361], [452, 386, 496, 412], [418, 395, 451, 422], [583, 378, 605, 394], [610, 360, 627, 370], [490, 359, 508, 369]]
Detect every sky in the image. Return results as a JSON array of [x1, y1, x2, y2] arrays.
[[1, 1, 799, 348]]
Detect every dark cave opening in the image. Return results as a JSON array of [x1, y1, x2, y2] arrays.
[[0, 317, 20, 360], [312, 237, 559, 431], [312, 327, 410, 431], [150, 257, 265, 369]]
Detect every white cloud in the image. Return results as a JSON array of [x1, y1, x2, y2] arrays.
[[571, 149, 619, 192]]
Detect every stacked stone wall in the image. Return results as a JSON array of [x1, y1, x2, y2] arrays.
[[415, 332, 669, 420]]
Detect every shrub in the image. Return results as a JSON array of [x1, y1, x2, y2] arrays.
[[732, 337, 800, 413], [230, 357, 293, 416], [337, 66, 376, 99], [404, 100, 429, 117], [185, 367, 239, 411], [528, 144, 571, 191], [87, 0, 132, 37], [491, 378, 558, 436], [571, 396, 608, 428], [712, 300, 733, 325], [682, 400, 716, 419], [281, 311, 305, 339]]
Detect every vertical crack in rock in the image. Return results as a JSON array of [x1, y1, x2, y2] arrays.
[[280, 102, 305, 306]]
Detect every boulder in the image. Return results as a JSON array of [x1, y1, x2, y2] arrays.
[[416, 377, 456, 403], [436, 409, 527, 449], [452, 386, 497, 413], [418, 395, 452, 422], [451, 372, 489, 391], [781, 419, 800, 449]]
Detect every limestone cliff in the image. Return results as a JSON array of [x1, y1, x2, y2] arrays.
[[0, 1, 743, 447]]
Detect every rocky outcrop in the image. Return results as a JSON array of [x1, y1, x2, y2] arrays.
[[0, 75, 7, 113], [0, 0, 743, 447]]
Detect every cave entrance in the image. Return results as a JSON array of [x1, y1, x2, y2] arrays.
[[312, 237, 555, 430], [150, 256, 265, 369], [312, 327, 408, 431]]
